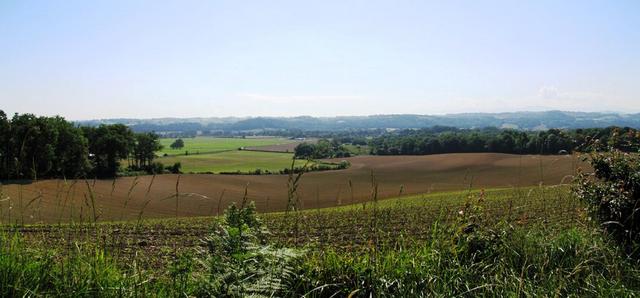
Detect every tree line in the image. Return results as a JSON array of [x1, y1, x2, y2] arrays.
[[294, 139, 353, 159], [368, 126, 640, 156], [0, 111, 169, 180]]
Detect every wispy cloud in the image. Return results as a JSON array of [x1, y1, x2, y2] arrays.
[[535, 85, 610, 111]]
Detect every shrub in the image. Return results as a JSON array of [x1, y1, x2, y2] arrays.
[[148, 161, 165, 174], [574, 149, 640, 248], [166, 162, 182, 174]]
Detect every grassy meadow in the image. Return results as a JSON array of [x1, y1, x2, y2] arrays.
[[157, 150, 311, 173], [158, 136, 294, 156]]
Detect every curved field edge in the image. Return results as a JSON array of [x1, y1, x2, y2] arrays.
[[7, 185, 582, 248]]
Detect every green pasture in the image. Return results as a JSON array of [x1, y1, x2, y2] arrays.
[[158, 137, 294, 156], [157, 150, 311, 173]]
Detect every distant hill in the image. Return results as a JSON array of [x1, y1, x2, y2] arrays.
[[76, 111, 640, 133]]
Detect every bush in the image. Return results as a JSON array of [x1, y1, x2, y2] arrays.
[[166, 162, 182, 174], [574, 149, 640, 248], [148, 161, 165, 174]]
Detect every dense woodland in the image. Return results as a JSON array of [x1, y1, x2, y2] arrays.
[[0, 111, 164, 180], [368, 126, 640, 155]]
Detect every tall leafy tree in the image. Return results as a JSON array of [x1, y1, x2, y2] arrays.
[[294, 143, 315, 159], [83, 124, 135, 178], [50, 117, 89, 178], [133, 132, 163, 169]]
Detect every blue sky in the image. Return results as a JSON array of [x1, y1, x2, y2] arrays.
[[1, 0, 639, 120]]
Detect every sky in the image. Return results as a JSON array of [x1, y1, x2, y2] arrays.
[[1, 0, 639, 120]]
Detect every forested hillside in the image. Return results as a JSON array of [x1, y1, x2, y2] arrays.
[[78, 111, 640, 135]]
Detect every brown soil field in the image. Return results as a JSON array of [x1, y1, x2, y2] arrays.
[[0, 153, 586, 224]]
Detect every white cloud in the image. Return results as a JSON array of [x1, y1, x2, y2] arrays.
[[538, 86, 560, 99], [534, 85, 612, 111]]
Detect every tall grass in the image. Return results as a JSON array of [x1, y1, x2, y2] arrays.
[[296, 225, 640, 297]]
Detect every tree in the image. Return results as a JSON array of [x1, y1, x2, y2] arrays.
[[294, 143, 315, 159], [133, 132, 163, 170], [50, 116, 89, 178], [9, 113, 56, 179], [0, 112, 90, 179], [312, 139, 334, 159], [83, 124, 135, 178], [0, 110, 10, 179], [170, 138, 185, 150]]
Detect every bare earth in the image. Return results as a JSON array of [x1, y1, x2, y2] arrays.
[[0, 153, 586, 224]]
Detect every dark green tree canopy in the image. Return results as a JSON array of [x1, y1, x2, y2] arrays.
[[170, 138, 185, 149], [294, 139, 351, 159], [133, 132, 163, 169], [1, 112, 90, 179], [369, 127, 639, 156], [0, 110, 167, 179], [82, 124, 135, 178]]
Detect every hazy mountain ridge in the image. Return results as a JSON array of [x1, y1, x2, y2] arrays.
[[75, 111, 640, 132]]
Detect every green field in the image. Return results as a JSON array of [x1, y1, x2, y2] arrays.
[[158, 137, 294, 156], [157, 150, 310, 173]]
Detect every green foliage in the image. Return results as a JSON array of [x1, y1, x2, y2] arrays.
[[293, 142, 315, 158], [83, 124, 135, 178], [370, 126, 640, 156], [148, 161, 165, 174], [574, 126, 640, 152], [294, 139, 351, 159], [169, 138, 184, 150], [0, 112, 90, 179], [196, 201, 302, 297], [0, 110, 172, 179], [166, 162, 182, 174], [132, 132, 163, 170], [574, 149, 640, 248]]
